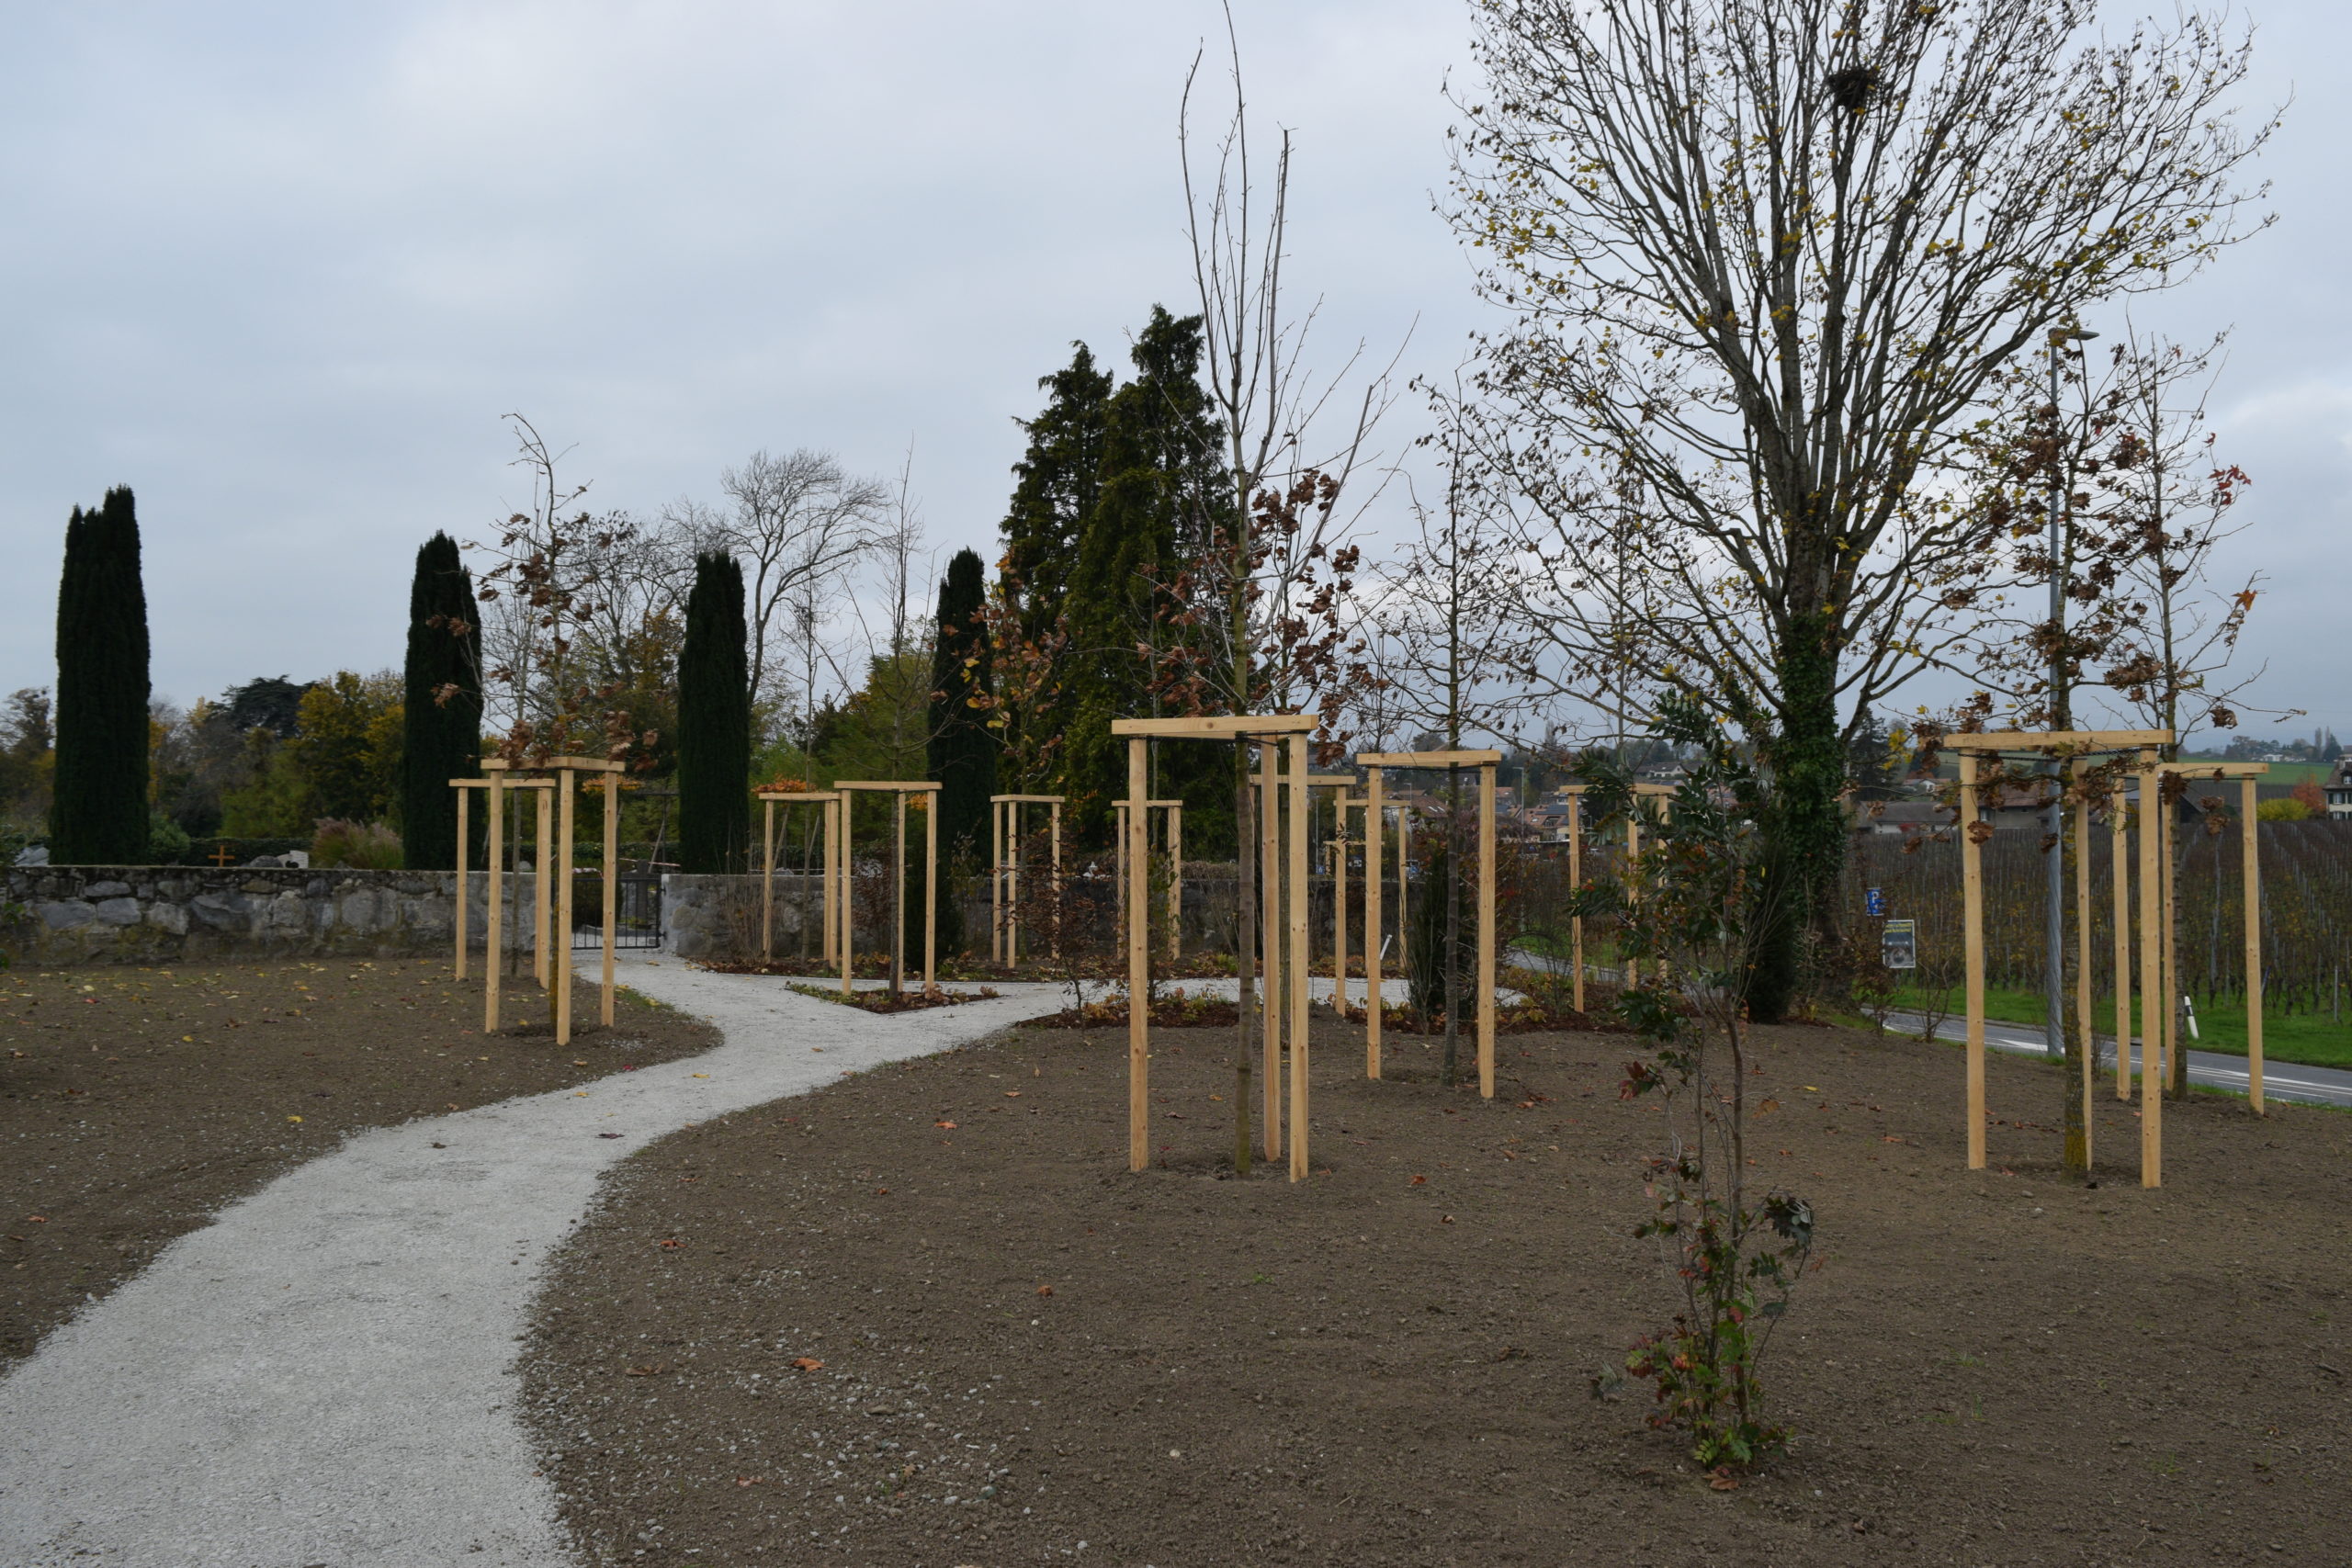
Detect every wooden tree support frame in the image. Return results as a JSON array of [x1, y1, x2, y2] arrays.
[[756, 789, 840, 965], [990, 794, 1063, 965], [1944, 731, 2187, 1187], [450, 776, 551, 1018], [1356, 750, 1502, 1097], [836, 782, 940, 998], [1113, 715, 1317, 1181], [1114, 798, 1183, 961], [458, 758, 625, 1045], [1331, 794, 1370, 1020], [2149, 761, 2269, 1115]]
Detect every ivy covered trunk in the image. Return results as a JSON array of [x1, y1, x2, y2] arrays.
[[1750, 611, 1845, 1023]]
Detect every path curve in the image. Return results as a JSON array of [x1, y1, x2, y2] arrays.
[[0, 958, 1070, 1567]]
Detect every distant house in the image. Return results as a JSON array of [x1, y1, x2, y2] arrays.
[[1854, 800, 1954, 836], [2328, 760, 2352, 819], [1853, 782, 2051, 835]]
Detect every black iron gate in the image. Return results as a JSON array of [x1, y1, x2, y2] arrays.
[[572, 874, 662, 950]]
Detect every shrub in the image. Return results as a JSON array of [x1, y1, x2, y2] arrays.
[[311, 818, 402, 869], [146, 812, 190, 864], [1573, 694, 1816, 1471], [2257, 797, 2313, 822]]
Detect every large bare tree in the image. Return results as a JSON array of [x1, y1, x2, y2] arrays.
[[710, 448, 887, 711], [1449, 0, 2272, 1016]]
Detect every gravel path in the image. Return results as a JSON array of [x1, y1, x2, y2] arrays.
[[0, 957, 1069, 1568]]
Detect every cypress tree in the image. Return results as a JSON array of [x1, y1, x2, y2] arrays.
[[677, 550, 751, 874], [1061, 307, 1230, 845], [927, 547, 997, 953], [400, 532, 481, 869], [51, 486, 150, 863]]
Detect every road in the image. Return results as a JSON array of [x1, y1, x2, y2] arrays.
[[1885, 1010, 2352, 1110], [1506, 947, 2352, 1109]]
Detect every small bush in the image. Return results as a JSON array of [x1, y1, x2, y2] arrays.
[[311, 818, 402, 869], [146, 812, 191, 864], [2257, 796, 2314, 822]]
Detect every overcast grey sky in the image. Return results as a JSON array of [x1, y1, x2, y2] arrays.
[[0, 1, 2341, 740]]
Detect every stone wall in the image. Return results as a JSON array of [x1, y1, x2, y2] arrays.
[[1, 866, 540, 966]]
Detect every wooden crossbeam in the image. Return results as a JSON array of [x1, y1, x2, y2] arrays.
[[2150, 761, 2270, 778], [835, 780, 942, 792], [1354, 749, 1504, 767], [1939, 729, 2173, 751], [990, 793, 1066, 804], [1112, 715, 1318, 737]]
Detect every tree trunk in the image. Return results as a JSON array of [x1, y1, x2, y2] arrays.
[[1443, 768, 1463, 1088], [1751, 612, 1844, 1022], [1233, 750, 1255, 1175]]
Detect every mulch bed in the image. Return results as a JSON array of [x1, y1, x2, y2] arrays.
[[784, 983, 1003, 1014], [520, 1015, 2350, 1564], [0, 956, 717, 1367]]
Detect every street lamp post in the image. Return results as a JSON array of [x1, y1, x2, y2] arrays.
[[2045, 325, 2098, 1059]]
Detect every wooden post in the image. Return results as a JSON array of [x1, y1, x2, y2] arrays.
[[924, 789, 938, 998], [891, 791, 907, 999], [454, 784, 472, 982], [762, 796, 776, 962], [822, 796, 838, 966], [1625, 807, 1642, 992], [1127, 737, 1149, 1172], [1332, 806, 1350, 1020], [2242, 775, 2265, 1114], [1009, 801, 1023, 966], [454, 784, 470, 981], [601, 773, 617, 1028], [1960, 751, 1984, 1169], [2158, 787, 2176, 1101], [534, 785, 553, 990], [1365, 769, 1384, 1078], [1477, 762, 1498, 1099], [2111, 783, 2132, 1100], [990, 799, 1003, 964], [1287, 731, 1310, 1183], [1166, 803, 1182, 961], [1383, 799, 1401, 1006], [1050, 799, 1063, 960], [2073, 773, 2092, 1166], [556, 769, 576, 1046], [1261, 742, 1282, 1161], [1114, 801, 1127, 953], [1568, 789, 1585, 1015], [2137, 751, 2162, 1187], [840, 790, 854, 997], [485, 769, 505, 1035]]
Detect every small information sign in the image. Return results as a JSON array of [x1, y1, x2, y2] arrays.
[[1882, 918, 1917, 970]]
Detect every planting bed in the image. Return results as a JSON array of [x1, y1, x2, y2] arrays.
[[523, 1014, 2349, 1565], [0, 956, 716, 1366]]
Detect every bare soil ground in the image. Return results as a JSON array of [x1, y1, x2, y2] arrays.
[[522, 1012, 2351, 1566], [0, 955, 717, 1366]]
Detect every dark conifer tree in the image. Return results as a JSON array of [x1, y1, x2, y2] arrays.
[[927, 547, 997, 952], [677, 550, 751, 874], [1001, 343, 1114, 643], [51, 486, 150, 863], [1060, 307, 1230, 844], [399, 532, 481, 868]]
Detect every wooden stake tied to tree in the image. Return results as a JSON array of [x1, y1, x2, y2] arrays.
[[1115, 715, 1318, 1180], [1356, 750, 1503, 1095], [835, 782, 941, 999]]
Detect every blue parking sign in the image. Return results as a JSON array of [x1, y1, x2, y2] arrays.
[[1865, 886, 1886, 917]]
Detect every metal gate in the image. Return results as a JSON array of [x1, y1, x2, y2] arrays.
[[572, 874, 662, 951]]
